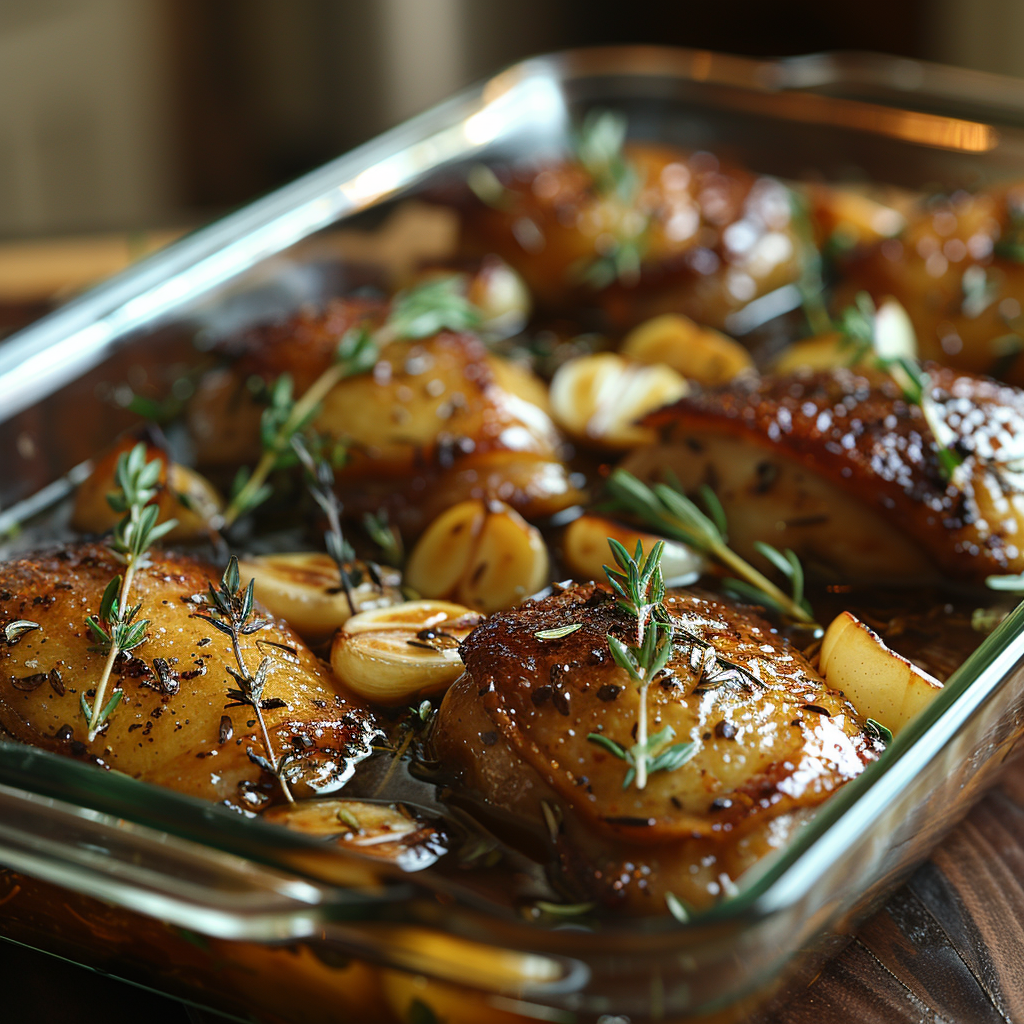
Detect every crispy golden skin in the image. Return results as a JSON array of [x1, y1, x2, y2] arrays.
[[461, 144, 799, 330], [436, 583, 877, 912], [189, 298, 582, 534], [0, 544, 377, 810], [624, 366, 1024, 584]]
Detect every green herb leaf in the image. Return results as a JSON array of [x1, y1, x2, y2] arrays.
[[534, 623, 584, 640], [665, 891, 693, 923], [864, 718, 894, 746], [3, 619, 40, 644]]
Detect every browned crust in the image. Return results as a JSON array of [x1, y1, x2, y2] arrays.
[[644, 366, 1024, 579]]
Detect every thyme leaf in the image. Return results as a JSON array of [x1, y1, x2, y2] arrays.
[[82, 443, 176, 739], [363, 509, 405, 569], [534, 623, 583, 640], [221, 277, 481, 529], [197, 556, 295, 804], [3, 619, 39, 644]]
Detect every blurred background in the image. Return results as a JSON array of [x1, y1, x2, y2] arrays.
[[1, 0, 1022, 240]]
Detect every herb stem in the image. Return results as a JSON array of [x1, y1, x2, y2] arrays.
[[711, 540, 811, 623], [635, 668, 650, 790], [230, 628, 294, 805], [221, 361, 348, 529], [84, 443, 177, 739], [88, 555, 142, 738]]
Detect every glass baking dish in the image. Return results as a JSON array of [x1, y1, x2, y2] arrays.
[[2, 45, 1024, 1024]]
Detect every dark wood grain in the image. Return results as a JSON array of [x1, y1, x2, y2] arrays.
[[761, 757, 1024, 1023]]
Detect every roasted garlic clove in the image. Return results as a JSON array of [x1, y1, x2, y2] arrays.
[[405, 500, 549, 613], [73, 433, 222, 541], [621, 313, 753, 386], [549, 352, 688, 449], [772, 298, 917, 375], [238, 553, 403, 644], [819, 611, 942, 735], [331, 600, 483, 704], [467, 256, 532, 340], [562, 514, 703, 585], [263, 798, 444, 870]]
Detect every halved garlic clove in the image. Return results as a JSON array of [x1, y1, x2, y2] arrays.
[[549, 352, 688, 449], [405, 499, 549, 613], [331, 599, 482, 704], [562, 514, 703, 585], [238, 553, 403, 644], [263, 799, 444, 870], [621, 313, 753, 386]]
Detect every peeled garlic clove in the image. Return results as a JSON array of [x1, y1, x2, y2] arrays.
[[467, 256, 532, 340], [239, 553, 403, 644], [263, 799, 444, 870], [563, 514, 703, 585], [331, 599, 482, 704], [406, 500, 549, 613], [405, 502, 487, 599], [549, 352, 688, 449], [621, 313, 753, 386]]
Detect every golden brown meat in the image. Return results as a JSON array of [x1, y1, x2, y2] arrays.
[[188, 298, 582, 535], [0, 544, 378, 810], [436, 583, 878, 912], [839, 184, 1024, 383], [623, 366, 1024, 585], [461, 143, 799, 330]]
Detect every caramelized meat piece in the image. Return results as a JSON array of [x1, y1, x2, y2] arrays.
[[839, 184, 1024, 383], [436, 583, 877, 911], [461, 144, 799, 330], [624, 367, 1024, 584], [0, 544, 378, 810], [189, 298, 581, 534]]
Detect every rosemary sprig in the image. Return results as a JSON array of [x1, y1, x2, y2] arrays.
[[83, 443, 177, 739], [605, 469, 816, 624], [588, 538, 678, 790], [197, 556, 295, 804], [221, 277, 480, 528]]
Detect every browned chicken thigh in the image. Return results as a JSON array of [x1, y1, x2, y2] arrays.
[[0, 544, 378, 810], [436, 582, 878, 912], [623, 366, 1024, 584]]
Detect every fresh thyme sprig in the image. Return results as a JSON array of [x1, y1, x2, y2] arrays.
[[221, 277, 480, 528], [83, 443, 177, 740], [363, 509, 405, 569], [605, 469, 816, 625], [788, 187, 833, 338], [571, 110, 649, 288], [197, 556, 295, 804], [585, 538, 689, 791], [289, 433, 365, 616], [837, 292, 964, 482]]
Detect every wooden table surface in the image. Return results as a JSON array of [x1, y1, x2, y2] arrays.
[[7, 755, 1023, 1024]]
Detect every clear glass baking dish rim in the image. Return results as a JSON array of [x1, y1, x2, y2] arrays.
[[0, 44, 1021, 945]]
